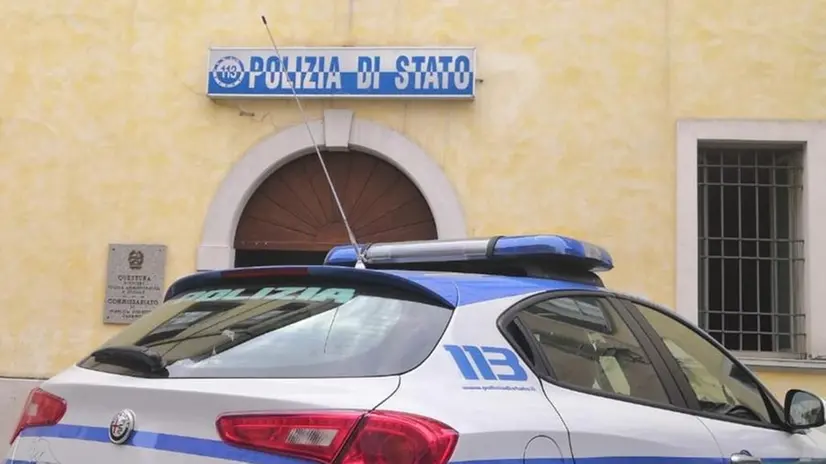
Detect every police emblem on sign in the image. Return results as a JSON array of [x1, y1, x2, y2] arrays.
[[127, 250, 144, 270], [108, 409, 136, 445], [211, 55, 245, 89]]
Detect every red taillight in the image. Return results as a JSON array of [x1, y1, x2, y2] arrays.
[[216, 411, 458, 464], [10, 388, 67, 444], [216, 412, 362, 463], [338, 411, 458, 464]]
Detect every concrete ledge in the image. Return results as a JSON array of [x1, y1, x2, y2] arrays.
[[740, 357, 826, 372], [0, 377, 43, 457]]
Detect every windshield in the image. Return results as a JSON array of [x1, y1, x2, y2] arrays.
[[79, 280, 453, 379]]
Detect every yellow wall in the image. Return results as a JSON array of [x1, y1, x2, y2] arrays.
[[754, 370, 826, 398], [1, 0, 825, 397]]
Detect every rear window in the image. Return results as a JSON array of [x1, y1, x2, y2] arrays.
[[79, 279, 453, 379]]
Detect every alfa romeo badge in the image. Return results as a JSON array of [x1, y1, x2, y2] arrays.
[[108, 409, 136, 445]]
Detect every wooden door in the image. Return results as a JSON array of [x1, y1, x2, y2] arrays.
[[235, 151, 438, 251]]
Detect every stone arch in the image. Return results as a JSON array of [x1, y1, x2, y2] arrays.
[[196, 109, 467, 270]]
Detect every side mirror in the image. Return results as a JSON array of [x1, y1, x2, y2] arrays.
[[784, 389, 826, 430]]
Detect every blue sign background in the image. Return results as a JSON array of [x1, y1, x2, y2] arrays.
[[206, 47, 476, 99]]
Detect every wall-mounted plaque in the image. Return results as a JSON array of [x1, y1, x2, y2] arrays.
[[103, 244, 167, 324]]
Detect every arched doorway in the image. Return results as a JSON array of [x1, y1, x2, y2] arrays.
[[234, 150, 438, 267], [197, 111, 466, 271]]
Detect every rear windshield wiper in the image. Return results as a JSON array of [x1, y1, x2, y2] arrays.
[[90, 345, 169, 377]]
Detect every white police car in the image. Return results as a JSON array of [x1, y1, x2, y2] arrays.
[[7, 235, 826, 464]]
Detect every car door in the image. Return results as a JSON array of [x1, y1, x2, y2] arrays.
[[620, 297, 826, 463], [500, 292, 724, 462]]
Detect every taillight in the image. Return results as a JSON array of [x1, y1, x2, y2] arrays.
[[337, 411, 458, 464], [10, 388, 67, 444], [217, 412, 362, 463], [216, 411, 458, 464]]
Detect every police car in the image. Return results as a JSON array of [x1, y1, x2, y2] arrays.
[[7, 235, 826, 464]]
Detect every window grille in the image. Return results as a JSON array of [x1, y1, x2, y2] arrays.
[[697, 144, 805, 355]]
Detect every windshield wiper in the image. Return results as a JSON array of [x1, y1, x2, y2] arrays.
[[90, 345, 169, 376]]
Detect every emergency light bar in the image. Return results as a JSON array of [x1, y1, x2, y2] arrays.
[[324, 235, 614, 272]]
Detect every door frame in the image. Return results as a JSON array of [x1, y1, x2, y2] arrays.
[[497, 290, 690, 410], [613, 295, 793, 432], [197, 111, 467, 271], [498, 290, 794, 433]]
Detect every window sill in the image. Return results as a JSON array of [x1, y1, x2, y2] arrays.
[[738, 356, 826, 372]]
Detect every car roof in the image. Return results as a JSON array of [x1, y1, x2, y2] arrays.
[[370, 269, 605, 306], [165, 265, 607, 309]]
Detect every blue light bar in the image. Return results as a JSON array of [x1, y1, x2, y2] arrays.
[[323, 234, 614, 272]]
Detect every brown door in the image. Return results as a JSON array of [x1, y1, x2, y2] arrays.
[[235, 151, 437, 252]]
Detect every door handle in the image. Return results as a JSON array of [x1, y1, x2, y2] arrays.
[[730, 452, 761, 464]]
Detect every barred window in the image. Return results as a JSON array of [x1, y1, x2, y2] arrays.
[[697, 144, 805, 355]]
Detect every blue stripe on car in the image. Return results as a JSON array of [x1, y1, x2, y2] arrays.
[[13, 424, 310, 464], [382, 270, 603, 306], [7, 424, 817, 464]]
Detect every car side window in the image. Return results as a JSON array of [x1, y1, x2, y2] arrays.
[[628, 301, 775, 424], [514, 295, 671, 405]]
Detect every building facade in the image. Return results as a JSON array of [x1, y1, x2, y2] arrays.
[[3, 0, 826, 444]]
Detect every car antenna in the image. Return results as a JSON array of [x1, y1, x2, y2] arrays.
[[260, 15, 366, 269]]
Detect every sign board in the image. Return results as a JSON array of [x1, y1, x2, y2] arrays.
[[206, 46, 476, 100], [104, 244, 167, 324]]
